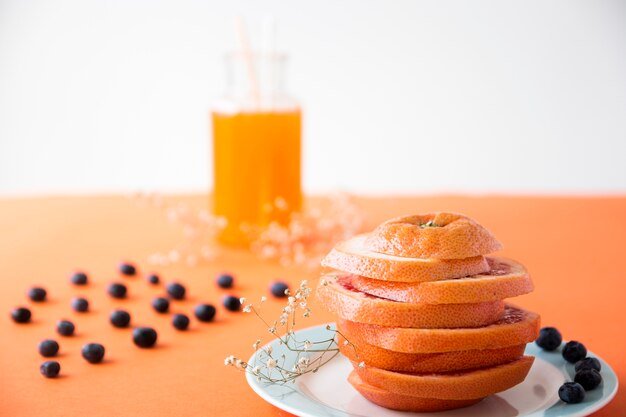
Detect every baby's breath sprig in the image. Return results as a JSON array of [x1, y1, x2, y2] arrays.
[[225, 280, 359, 384]]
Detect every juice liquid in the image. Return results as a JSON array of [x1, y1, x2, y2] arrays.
[[212, 109, 302, 245]]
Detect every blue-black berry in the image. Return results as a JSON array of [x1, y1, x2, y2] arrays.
[[194, 304, 216, 322], [558, 382, 585, 403], [223, 295, 240, 312], [216, 273, 234, 289], [72, 297, 89, 312], [40, 361, 60, 378], [146, 274, 160, 285], [151, 297, 169, 313], [270, 281, 289, 298], [70, 271, 88, 285], [172, 314, 190, 330], [563, 341, 587, 363], [11, 307, 31, 323], [108, 283, 127, 299], [38, 339, 60, 357], [166, 282, 186, 300], [57, 320, 75, 336], [535, 327, 562, 351], [575, 369, 602, 390], [110, 310, 131, 328], [118, 262, 136, 276], [133, 327, 157, 348], [28, 287, 47, 302], [575, 357, 601, 373], [82, 343, 105, 363]]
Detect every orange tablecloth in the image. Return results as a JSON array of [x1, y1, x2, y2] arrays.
[[1, 195, 624, 417]]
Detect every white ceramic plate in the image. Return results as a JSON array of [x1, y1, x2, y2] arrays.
[[246, 324, 618, 417]]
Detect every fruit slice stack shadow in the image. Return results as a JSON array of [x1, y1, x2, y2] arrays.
[[316, 213, 541, 412]]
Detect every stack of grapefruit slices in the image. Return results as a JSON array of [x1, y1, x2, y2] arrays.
[[317, 213, 540, 412]]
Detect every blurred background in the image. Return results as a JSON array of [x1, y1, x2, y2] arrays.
[[1, 0, 625, 196]]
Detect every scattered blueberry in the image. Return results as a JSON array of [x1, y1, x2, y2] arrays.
[[38, 339, 60, 357], [172, 314, 190, 330], [72, 297, 89, 313], [270, 281, 290, 298], [166, 282, 186, 300], [559, 382, 585, 403], [194, 304, 216, 322], [70, 271, 88, 285], [118, 262, 137, 276], [575, 357, 601, 373], [82, 343, 105, 363], [110, 310, 131, 328], [40, 361, 61, 378], [151, 297, 170, 313], [223, 295, 240, 312], [56, 320, 75, 337], [28, 287, 47, 302], [108, 283, 127, 299], [216, 273, 234, 289], [146, 274, 160, 285], [535, 327, 562, 351], [563, 341, 587, 363], [11, 307, 31, 323], [575, 369, 602, 390], [132, 327, 158, 348]]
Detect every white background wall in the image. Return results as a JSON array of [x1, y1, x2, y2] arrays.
[[1, 0, 625, 195]]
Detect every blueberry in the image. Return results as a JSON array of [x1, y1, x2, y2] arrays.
[[575, 357, 601, 373], [108, 283, 127, 299], [172, 314, 190, 330], [535, 327, 562, 351], [40, 361, 61, 378], [110, 310, 131, 328], [70, 271, 88, 285], [56, 320, 75, 336], [559, 382, 585, 403], [575, 369, 602, 390], [28, 287, 47, 302], [38, 339, 60, 357], [166, 282, 186, 300], [72, 297, 89, 313], [11, 307, 31, 323], [194, 304, 216, 322], [216, 273, 234, 289], [223, 295, 240, 312], [270, 281, 289, 298], [133, 327, 157, 348], [151, 297, 170, 313], [82, 343, 105, 363], [118, 262, 136, 276], [146, 274, 160, 285], [563, 341, 587, 363]]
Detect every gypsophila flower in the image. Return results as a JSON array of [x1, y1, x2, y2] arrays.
[[343, 340, 349, 346], [253, 340, 261, 350], [303, 340, 312, 351], [288, 296, 296, 305], [239, 297, 246, 305], [260, 296, 267, 302], [243, 305, 252, 313], [252, 366, 260, 375], [266, 358, 277, 369], [358, 361, 365, 368]]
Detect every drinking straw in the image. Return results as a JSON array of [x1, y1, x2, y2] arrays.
[[234, 16, 260, 108], [261, 14, 275, 110]]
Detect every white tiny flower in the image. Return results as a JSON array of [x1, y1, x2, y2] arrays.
[[266, 358, 277, 369], [300, 280, 308, 288], [303, 340, 312, 351], [358, 361, 365, 368], [288, 296, 296, 305], [260, 296, 267, 302], [243, 304, 252, 313], [343, 340, 349, 346], [283, 306, 293, 314], [252, 366, 260, 375], [268, 326, 276, 334], [299, 301, 307, 309], [239, 297, 246, 305], [253, 340, 261, 350], [266, 346, 273, 355], [325, 324, 331, 330]]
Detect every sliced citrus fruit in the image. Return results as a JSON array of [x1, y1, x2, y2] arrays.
[[353, 356, 534, 400], [337, 305, 539, 353], [350, 257, 533, 304], [348, 371, 482, 412], [321, 234, 490, 282], [338, 333, 526, 373], [316, 274, 504, 328], [365, 212, 502, 259]]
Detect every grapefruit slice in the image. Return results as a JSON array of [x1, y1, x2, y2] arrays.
[[348, 371, 482, 412], [337, 305, 539, 353], [338, 333, 526, 373], [321, 234, 490, 282], [350, 257, 533, 304], [353, 356, 534, 400], [316, 274, 504, 328], [365, 212, 502, 259]]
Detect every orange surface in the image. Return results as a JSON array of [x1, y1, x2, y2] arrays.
[[0, 194, 625, 416], [212, 110, 301, 245]]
